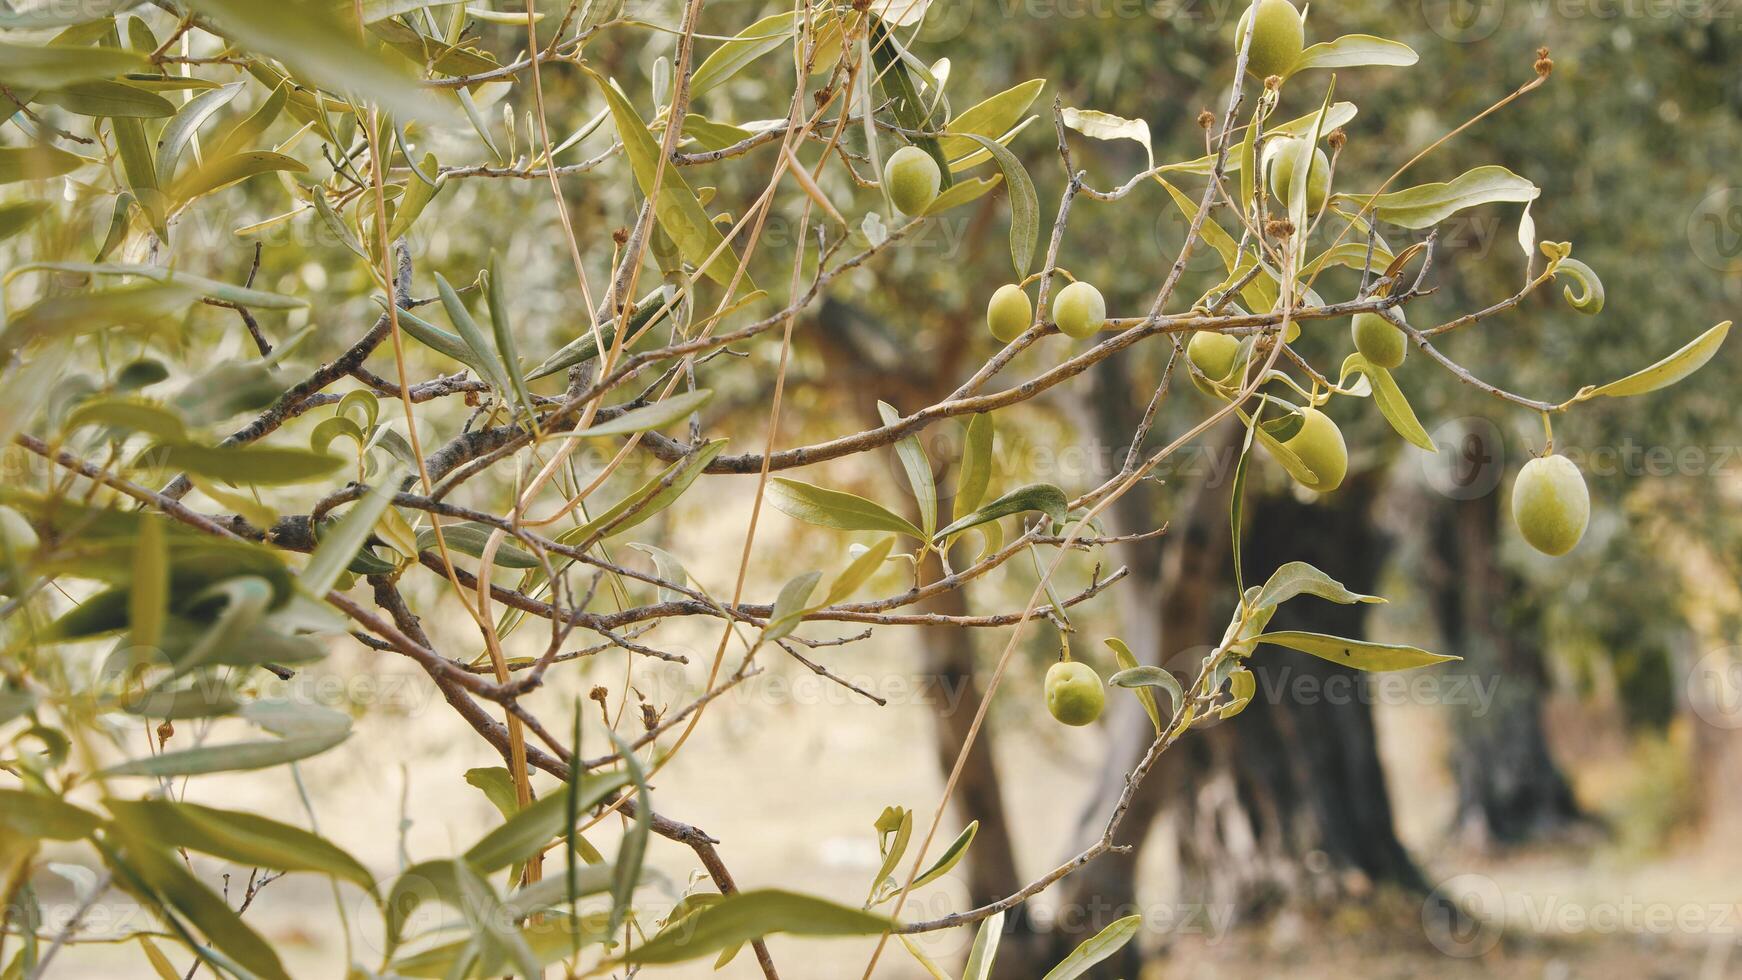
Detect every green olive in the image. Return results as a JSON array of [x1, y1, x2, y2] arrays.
[[1281, 406, 1347, 493], [986, 284, 1033, 343], [1188, 330, 1242, 381], [1052, 281, 1106, 340], [884, 145, 941, 217], [1234, 0, 1304, 78], [1351, 311, 1407, 369], [1512, 454, 1589, 556], [1044, 661, 1105, 727], [1265, 138, 1330, 214]]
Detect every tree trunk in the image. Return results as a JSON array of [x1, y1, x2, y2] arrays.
[[1421, 436, 1585, 849], [1170, 474, 1425, 921]]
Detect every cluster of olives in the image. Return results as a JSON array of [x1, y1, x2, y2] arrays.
[[1044, 660, 1105, 726], [1186, 330, 1349, 494], [984, 280, 1107, 342]]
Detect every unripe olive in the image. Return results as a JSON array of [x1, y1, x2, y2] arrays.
[[1265, 138, 1330, 214], [1280, 406, 1347, 493], [1044, 661, 1105, 727], [1234, 0, 1304, 79], [1512, 454, 1589, 556], [986, 284, 1033, 343], [1351, 311, 1407, 369], [884, 145, 941, 217], [1187, 330, 1241, 381], [1051, 281, 1106, 340]]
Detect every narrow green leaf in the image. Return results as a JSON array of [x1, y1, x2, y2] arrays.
[[1338, 165, 1539, 230], [155, 80, 245, 183], [0, 41, 146, 88], [128, 516, 168, 650], [954, 414, 994, 521], [102, 729, 349, 776], [962, 910, 1004, 980], [36, 80, 173, 117], [938, 78, 1045, 162], [1253, 561, 1383, 610], [1289, 35, 1418, 74], [878, 401, 936, 538], [582, 66, 747, 288], [106, 799, 374, 892], [301, 462, 407, 596], [763, 570, 822, 642], [414, 522, 540, 569], [1108, 665, 1183, 720], [169, 150, 308, 203], [604, 728, 649, 937], [1039, 913, 1143, 980], [1, 282, 193, 354], [462, 771, 631, 873], [0, 789, 103, 841], [690, 11, 797, 98], [1254, 630, 1459, 671], [1587, 321, 1730, 398], [911, 820, 977, 890], [1104, 638, 1161, 733], [618, 889, 893, 965], [109, 835, 291, 980], [933, 483, 1067, 540], [1341, 354, 1435, 452], [486, 253, 536, 423], [768, 478, 924, 539], [435, 271, 508, 391], [919, 174, 1001, 215], [961, 134, 1038, 278], [7, 262, 306, 308], [561, 389, 714, 440], [151, 442, 346, 485], [823, 536, 895, 606], [560, 440, 727, 545]]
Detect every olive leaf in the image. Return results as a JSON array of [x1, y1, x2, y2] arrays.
[[1338, 353, 1436, 452], [868, 806, 912, 905], [1, 282, 196, 354], [690, 10, 798, 98], [911, 820, 978, 890], [177, 0, 440, 119], [1039, 913, 1143, 980], [1584, 321, 1730, 399], [151, 442, 347, 486], [823, 536, 896, 606], [869, 19, 950, 187], [0, 789, 103, 841], [962, 909, 1004, 980], [954, 414, 995, 521], [37, 80, 173, 117], [414, 522, 541, 569], [961, 134, 1039, 277], [1109, 665, 1184, 720], [1105, 638, 1162, 733], [1253, 561, 1384, 610], [768, 478, 925, 539], [1288, 35, 1418, 74], [1220, 667, 1256, 719], [583, 66, 749, 288], [156, 81, 245, 183], [301, 462, 408, 596], [878, 401, 937, 538], [920, 174, 1002, 215], [1254, 630, 1459, 671], [7, 262, 305, 309], [1061, 106, 1152, 168], [485, 253, 537, 424], [934, 483, 1068, 541], [762, 570, 822, 642], [604, 728, 650, 938], [462, 770, 633, 873], [561, 440, 727, 545], [616, 890, 893, 965], [939, 77, 1044, 164], [104, 799, 374, 892], [0, 41, 146, 88], [106, 832, 293, 980], [1337, 165, 1540, 229], [561, 389, 714, 440]]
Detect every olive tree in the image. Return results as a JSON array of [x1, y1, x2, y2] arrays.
[[0, 0, 1729, 977]]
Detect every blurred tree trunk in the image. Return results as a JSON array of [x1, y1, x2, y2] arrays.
[[1044, 373, 1425, 975], [1422, 447, 1584, 849], [1168, 475, 1425, 921], [807, 297, 1032, 947]]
